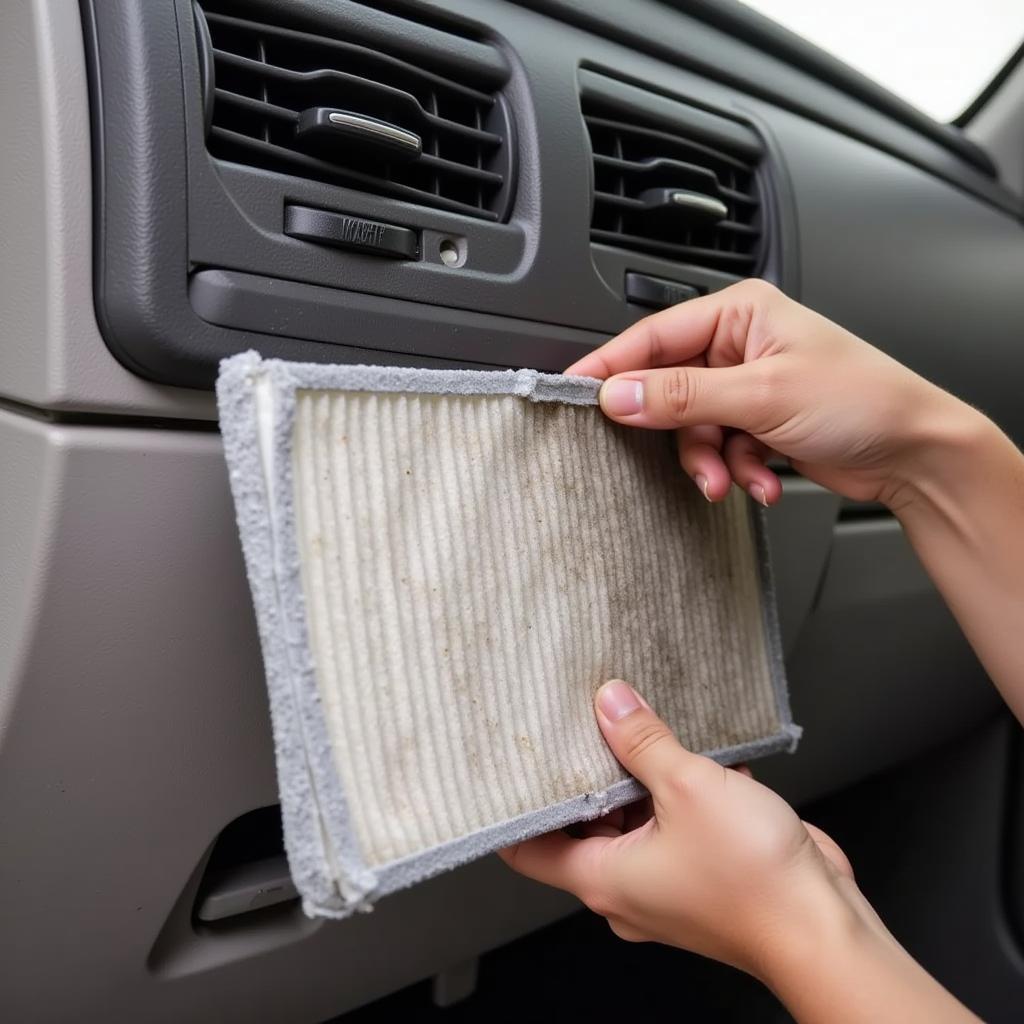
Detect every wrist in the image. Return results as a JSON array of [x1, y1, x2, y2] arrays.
[[883, 387, 1002, 522], [752, 875, 890, 992], [754, 875, 977, 1023], [757, 880, 906, 1021]]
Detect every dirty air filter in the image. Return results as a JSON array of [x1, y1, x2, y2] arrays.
[[217, 352, 798, 918]]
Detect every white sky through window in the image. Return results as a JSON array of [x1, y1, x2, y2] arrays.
[[739, 1, 1024, 121]]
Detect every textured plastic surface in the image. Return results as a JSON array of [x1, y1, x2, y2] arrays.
[[283, 205, 421, 259], [760, 476, 840, 657], [81, 0, 792, 388], [516, 0, 1014, 209], [195, 856, 298, 922], [5, 0, 1021, 420], [189, 269, 609, 367], [766, 102, 1024, 442], [808, 717, 1024, 1022], [968, 55, 1024, 198], [0, 0, 214, 417], [67, 0, 1024, 413], [757, 518, 1000, 805], [625, 272, 702, 309], [661, 0, 997, 175]]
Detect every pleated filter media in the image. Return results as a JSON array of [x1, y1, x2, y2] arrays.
[[217, 352, 798, 917]]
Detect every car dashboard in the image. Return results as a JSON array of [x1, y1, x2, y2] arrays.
[[1, 0, 1023, 1020]]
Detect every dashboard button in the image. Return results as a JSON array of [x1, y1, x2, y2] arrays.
[[625, 272, 701, 309], [284, 205, 420, 260]]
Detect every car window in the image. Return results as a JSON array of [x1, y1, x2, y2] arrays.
[[740, 0, 1024, 122]]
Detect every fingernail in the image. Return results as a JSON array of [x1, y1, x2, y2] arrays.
[[750, 483, 769, 507], [695, 473, 711, 502], [601, 379, 643, 416], [598, 680, 642, 721]]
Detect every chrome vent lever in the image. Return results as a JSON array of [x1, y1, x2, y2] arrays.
[[296, 107, 423, 161]]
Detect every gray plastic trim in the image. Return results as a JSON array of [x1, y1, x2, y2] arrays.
[[757, 517, 1000, 806], [0, 0, 214, 417], [189, 269, 611, 371], [967, 56, 1024, 199]]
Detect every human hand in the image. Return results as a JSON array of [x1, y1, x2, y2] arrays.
[[500, 679, 859, 979], [500, 680, 980, 1022], [567, 279, 979, 511]]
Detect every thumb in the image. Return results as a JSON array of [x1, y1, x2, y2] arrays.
[[595, 680, 711, 801], [598, 363, 764, 431]]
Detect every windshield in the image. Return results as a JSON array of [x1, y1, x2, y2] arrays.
[[740, 0, 1024, 122]]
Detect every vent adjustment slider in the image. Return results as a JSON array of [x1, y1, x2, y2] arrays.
[[296, 108, 423, 161], [638, 187, 729, 222]]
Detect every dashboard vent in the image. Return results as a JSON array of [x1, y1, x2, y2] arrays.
[[194, 5, 514, 221], [583, 98, 763, 274]]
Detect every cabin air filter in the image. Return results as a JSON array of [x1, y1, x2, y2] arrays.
[[217, 352, 798, 918]]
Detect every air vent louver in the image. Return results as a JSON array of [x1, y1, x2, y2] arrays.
[[583, 97, 764, 274], [195, 5, 514, 221]]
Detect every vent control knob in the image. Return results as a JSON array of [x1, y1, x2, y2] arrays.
[[625, 272, 702, 310], [284, 205, 419, 260], [295, 107, 423, 161], [639, 187, 728, 222]]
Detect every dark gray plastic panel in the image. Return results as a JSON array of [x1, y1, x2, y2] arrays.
[[3, 0, 1021, 416], [85, 0, 560, 387], [577, 66, 764, 159], [81, 0, 793, 388], [807, 717, 1024, 1022], [761, 476, 840, 657], [0, 0, 216, 417], [663, 0, 995, 174], [189, 269, 609, 368], [81, 0, 1024, 415], [1005, 727, 1024, 969], [514, 0, 1017, 212], [763, 103, 1024, 444], [967, 55, 1024, 198], [758, 518, 1002, 807]]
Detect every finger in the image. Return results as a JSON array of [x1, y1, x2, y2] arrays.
[[676, 425, 731, 502], [565, 280, 777, 378], [498, 831, 610, 895], [730, 763, 753, 778], [594, 680, 713, 802], [673, 355, 731, 503], [598, 363, 767, 433], [565, 302, 719, 378], [722, 433, 783, 507]]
